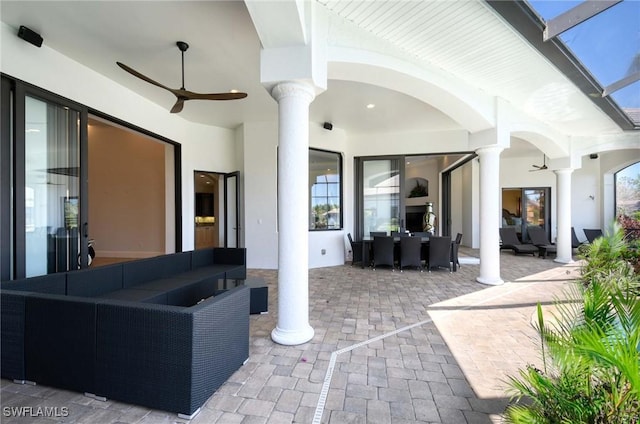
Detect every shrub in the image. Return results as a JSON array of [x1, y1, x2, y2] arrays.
[[504, 226, 640, 424]]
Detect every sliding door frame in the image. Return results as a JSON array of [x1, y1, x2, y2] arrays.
[[2, 76, 89, 278], [1, 74, 182, 279]]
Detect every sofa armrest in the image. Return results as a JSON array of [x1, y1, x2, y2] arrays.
[[188, 285, 250, 412], [0, 290, 29, 381], [94, 300, 192, 414], [23, 294, 98, 394]]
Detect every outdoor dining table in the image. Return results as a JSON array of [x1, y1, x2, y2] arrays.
[[359, 235, 457, 272]]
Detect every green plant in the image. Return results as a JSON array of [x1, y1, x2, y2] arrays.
[[504, 226, 640, 424]]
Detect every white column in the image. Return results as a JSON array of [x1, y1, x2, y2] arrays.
[[554, 168, 574, 263], [476, 145, 504, 286], [270, 81, 315, 346]]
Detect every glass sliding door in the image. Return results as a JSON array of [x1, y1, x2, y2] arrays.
[[361, 158, 402, 237], [502, 187, 550, 242], [523, 188, 549, 241], [24, 95, 83, 276]]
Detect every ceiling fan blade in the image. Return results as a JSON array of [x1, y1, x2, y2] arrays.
[[117, 62, 176, 93], [170, 98, 185, 114], [179, 90, 248, 101]]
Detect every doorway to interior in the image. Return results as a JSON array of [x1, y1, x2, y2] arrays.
[[194, 171, 240, 249], [88, 115, 178, 267]]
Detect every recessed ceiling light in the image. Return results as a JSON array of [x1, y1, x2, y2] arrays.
[[26, 129, 40, 133], [230, 89, 239, 93], [366, 103, 375, 109]]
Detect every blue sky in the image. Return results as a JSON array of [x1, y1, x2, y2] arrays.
[[528, 1, 639, 109]]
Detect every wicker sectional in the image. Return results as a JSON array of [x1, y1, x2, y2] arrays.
[[0, 248, 249, 418]]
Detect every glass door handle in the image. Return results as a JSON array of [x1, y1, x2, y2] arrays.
[[83, 222, 88, 238]]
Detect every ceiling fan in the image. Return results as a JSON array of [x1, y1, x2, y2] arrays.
[[530, 154, 548, 172], [117, 41, 247, 114]]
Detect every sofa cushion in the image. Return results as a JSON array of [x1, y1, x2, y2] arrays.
[[67, 263, 123, 297], [1, 273, 66, 295]]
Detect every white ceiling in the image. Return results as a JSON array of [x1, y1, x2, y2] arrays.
[[0, 0, 620, 147]]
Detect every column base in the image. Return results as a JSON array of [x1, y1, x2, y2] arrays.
[[271, 325, 314, 346], [476, 276, 504, 286], [554, 257, 574, 264]]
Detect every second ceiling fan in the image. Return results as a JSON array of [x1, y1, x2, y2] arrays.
[[117, 41, 247, 113], [530, 154, 548, 172]]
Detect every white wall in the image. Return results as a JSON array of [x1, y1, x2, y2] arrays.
[[241, 119, 350, 269], [241, 122, 279, 268]]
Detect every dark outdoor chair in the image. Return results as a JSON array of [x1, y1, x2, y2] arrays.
[[527, 226, 557, 259], [584, 229, 603, 243], [427, 236, 452, 272], [347, 233, 363, 267], [370, 231, 387, 237], [571, 227, 584, 249], [450, 233, 463, 269], [499, 227, 538, 256], [372, 236, 395, 271], [399, 236, 423, 272]]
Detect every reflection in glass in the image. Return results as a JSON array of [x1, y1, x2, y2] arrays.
[[25, 96, 80, 277], [310, 149, 342, 230], [362, 159, 401, 237]]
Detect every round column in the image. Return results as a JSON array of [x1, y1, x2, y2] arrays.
[[554, 168, 574, 263], [271, 81, 315, 345], [476, 145, 504, 286]]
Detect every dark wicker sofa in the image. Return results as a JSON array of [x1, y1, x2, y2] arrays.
[[0, 247, 249, 418]]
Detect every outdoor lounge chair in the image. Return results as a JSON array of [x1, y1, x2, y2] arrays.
[[499, 227, 538, 256], [527, 226, 557, 259], [584, 228, 603, 243], [572, 227, 585, 249]]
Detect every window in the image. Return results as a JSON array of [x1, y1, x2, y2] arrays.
[[310, 148, 342, 230], [615, 162, 640, 219]]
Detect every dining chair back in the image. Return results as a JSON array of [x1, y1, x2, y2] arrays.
[[399, 236, 423, 272], [451, 233, 463, 268], [347, 233, 363, 266], [372, 236, 395, 271], [427, 236, 452, 272]]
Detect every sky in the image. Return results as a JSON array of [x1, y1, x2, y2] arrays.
[[527, 0, 640, 110]]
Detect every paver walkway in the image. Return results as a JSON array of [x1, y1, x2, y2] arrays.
[[0, 249, 581, 423]]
